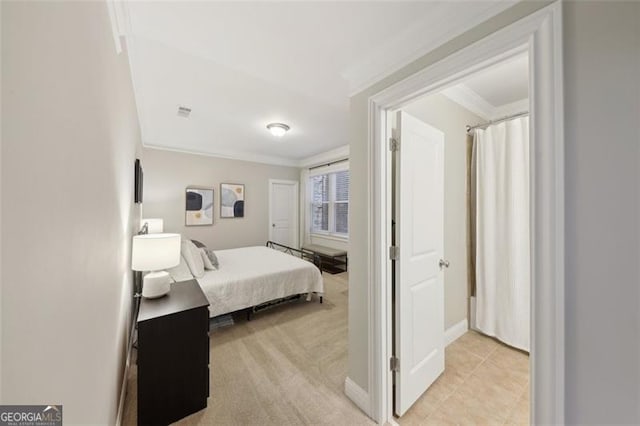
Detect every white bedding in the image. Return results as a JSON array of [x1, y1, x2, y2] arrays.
[[198, 246, 323, 317]]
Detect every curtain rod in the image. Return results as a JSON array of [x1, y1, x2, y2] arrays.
[[466, 111, 529, 132], [308, 158, 348, 171]]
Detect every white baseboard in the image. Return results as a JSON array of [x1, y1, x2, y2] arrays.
[[344, 377, 371, 417], [341, 321, 466, 423], [445, 318, 469, 346], [387, 416, 400, 426]]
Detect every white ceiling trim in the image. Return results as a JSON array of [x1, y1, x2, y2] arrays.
[[143, 142, 301, 168], [492, 98, 530, 119], [124, 35, 150, 153], [106, 0, 132, 54], [442, 84, 529, 121], [299, 145, 349, 168], [342, 1, 516, 96], [441, 84, 494, 120], [106, 1, 122, 54], [144, 141, 350, 169]]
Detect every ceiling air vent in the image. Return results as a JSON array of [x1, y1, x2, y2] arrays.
[[177, 106, 192, 118]]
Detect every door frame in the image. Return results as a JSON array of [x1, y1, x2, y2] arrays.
[[366, 2, 564, 424], [268, 179, 300, 248]]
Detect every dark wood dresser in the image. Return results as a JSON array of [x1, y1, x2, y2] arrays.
[[137, 279, 210, 425]]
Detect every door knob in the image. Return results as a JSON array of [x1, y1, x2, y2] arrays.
[[439, 259, 450, 269], [272, 224, 276, 227]]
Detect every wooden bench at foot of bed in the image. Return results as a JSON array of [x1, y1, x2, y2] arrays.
[[302, 244, 348, 274]]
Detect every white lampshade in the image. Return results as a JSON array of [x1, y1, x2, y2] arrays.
[[132, 233, 181, 272], [143, 218, 164, 233]]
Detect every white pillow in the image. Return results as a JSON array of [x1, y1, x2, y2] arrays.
[[200, 248, 217, 270], [165, 255, 193, 282], [181, 239, 205, 278]]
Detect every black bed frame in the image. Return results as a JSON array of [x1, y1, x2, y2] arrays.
[[265, 240, 324, 272], [213, 241, 324, 323]]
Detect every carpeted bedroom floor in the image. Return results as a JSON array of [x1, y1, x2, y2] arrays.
[[122, 272, 373, 425]]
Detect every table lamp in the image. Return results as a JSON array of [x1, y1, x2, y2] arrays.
[[132, 233, 181, 298], [142, 218, 164, 234]]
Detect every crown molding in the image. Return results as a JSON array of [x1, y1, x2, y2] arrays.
[[442, 83, 529, 121], [144, 142, 351, 169], [441, 84, 494, 120], [143, 142, 301, 168], [492, 98, 529, 119], [106, 0, 132, 54], [298, 145, 349, 168], [343, 1, 517, 96]]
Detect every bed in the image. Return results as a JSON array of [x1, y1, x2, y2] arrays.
[[197, 245, 324, 318]]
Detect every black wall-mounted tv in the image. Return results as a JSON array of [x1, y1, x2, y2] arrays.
[[134, 158, 143, 204]]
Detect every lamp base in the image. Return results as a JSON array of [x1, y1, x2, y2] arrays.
[[142, 271, 171, 299]]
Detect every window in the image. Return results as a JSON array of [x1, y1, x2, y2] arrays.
[[310, 170, 349, 236]]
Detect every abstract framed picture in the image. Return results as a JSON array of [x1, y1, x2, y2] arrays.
[[220, 183, 245, 218], [185, 187, 214, 226]]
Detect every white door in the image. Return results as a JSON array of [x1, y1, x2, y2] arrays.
[[269, 180, 299, 248], [394, 111, 446, 416]]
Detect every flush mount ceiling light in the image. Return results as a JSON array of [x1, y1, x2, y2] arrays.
[[266, 122, 290, 137]]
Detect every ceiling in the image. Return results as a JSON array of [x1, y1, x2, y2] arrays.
[[442, 53, 529, 120], [123, 1, 516, 166]]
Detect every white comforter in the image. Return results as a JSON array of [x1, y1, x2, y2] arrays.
[[198, 246, 324, 317]]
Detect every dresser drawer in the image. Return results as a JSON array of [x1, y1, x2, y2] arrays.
[[137, 280, 210, 425]]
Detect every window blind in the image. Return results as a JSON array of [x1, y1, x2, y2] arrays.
[[309, 170, 349, 236]]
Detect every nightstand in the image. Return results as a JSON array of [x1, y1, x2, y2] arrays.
[[136, 279, 210, 425]]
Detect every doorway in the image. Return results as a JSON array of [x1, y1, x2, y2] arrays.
[[364, 3, 565, 424], [268, 179, 299, 248], [391, 51, 531, 422]]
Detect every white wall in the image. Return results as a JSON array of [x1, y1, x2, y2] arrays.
[[1, 2, 142, 423], [348, 2, 640, 423], [142, 148, 300, 250], [347, 0, 551, 393], [402, 94, 484, 329], [563, 2, 640, 423]]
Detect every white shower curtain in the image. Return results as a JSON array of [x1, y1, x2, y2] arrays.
[[474, 116, 530, 352]]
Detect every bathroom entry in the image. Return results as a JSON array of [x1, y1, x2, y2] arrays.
[[390, 52, 531, 423]]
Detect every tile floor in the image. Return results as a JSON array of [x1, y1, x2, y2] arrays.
[[398, 331, 529, 425], [122, 271, 528, 425]]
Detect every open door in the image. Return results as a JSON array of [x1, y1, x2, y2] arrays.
[[394, 111, 446, 416]]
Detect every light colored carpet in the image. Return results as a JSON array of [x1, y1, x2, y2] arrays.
[[122, 272, 374, 425]]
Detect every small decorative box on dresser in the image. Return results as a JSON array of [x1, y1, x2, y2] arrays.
[[136, 279, 210, 426]]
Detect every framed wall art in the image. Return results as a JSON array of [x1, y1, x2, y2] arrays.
[[220, 183, 244, 218], [185, 187, 214, 226]]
